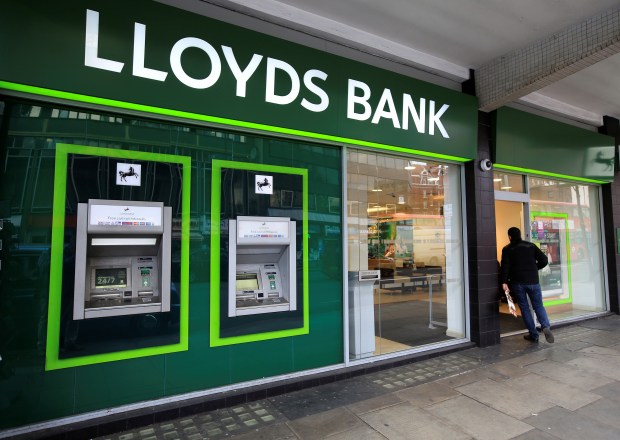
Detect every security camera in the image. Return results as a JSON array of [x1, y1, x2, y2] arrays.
[[479, 159, 493, 171]]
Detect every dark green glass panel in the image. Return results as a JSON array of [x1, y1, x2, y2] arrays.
[[0, 99, 343, 430], [74, 356, 166, 412]]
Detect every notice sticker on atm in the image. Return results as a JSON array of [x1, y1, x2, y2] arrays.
[[90, 204, 162, 227], [238, 219, 289, 240]]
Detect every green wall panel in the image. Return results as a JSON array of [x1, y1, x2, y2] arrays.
[[494, 107, 615, 182], [74, 357, 167, 413], [0, 100, 343, 430], [1, 0, 477, 160]]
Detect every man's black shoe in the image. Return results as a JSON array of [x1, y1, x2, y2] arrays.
[[523, 334, 539, 343], [543, 327, 554, 343]]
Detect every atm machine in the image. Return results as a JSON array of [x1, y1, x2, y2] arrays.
[[73, 199, 172, 319], [228, 216, 296, 317]]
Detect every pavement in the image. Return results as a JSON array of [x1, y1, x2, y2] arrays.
[[96, 314, 620, 440]]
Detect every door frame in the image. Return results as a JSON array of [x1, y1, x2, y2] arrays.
[[494, 190, 530, 240]]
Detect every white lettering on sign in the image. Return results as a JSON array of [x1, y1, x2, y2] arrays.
[[170, 37, 222, 89], [84, 9, 124, 73], [347, 79, 450, 138], [83, 9, 451, 138]]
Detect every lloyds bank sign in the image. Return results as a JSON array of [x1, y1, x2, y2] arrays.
[[0, 0, 477, 159]]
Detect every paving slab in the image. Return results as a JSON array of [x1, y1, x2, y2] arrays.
[[426, 395, 533, 440], [524, 406, 620, 440], [225, 423, 298, 440], [287, 407, 364, 440], [479, 359, 530, 381], [577, 345, 620, 357], [269, 378, 384, 420], [579, 316, 620, 332], [510, 428, 562, 440], [360, 401, 472, 440], [394, 381, 461, 407], [590, 380, 620, 404], [436, 368, 503, 389], [323, 424, 388, 440], [506, 372, 601, 411], [345, 393, 404, 416], [524, 359, 615, 391], [567, 355, 620, 381], [577, 397, 620, 430], [456, 378, 554, 419], [574, 329, 620, 347]]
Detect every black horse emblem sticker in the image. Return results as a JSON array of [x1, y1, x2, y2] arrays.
[[118, 166, 139, 182]]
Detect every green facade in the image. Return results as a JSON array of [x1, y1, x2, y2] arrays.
[[494, 107, 615, 182], [1, 0, 477, 161], [0, 102, 343, 429]]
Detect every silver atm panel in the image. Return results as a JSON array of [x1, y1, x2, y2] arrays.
[[228, 216, 296, 317], [73, 199, 172, 320]]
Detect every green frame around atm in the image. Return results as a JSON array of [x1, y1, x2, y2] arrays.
[[45, 143, 191, 371], [210, 160, 309, 347], [531, 211, 572, 307]]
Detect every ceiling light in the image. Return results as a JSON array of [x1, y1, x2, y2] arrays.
[[493, 178, 502, 182]]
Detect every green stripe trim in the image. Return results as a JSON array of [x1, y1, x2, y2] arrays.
[[0, 81, 470, 163], [495, 164, 608, 184], [531, 211, 572, 307], [210, 160, 309, 347], [45, 144, 191, 370]]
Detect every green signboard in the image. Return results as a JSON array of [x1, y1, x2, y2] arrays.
[[494, 107, 615, 182], [0, 0, 477, 160]]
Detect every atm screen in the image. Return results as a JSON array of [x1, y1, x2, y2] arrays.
[[94, 267, 128, 288], [236, 273, 259, 291]]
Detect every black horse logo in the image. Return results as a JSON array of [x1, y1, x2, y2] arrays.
[[257, 178, 271, 191], [119, 166, 139, 182], [595, 151, 614, 171]]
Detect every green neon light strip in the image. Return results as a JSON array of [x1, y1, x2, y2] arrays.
[[530, 211, 572, 307], [45, 144, 191, 370], [0, 81, 469, 163], [495, 164, 607, 184], [210, 160, 309, 347]]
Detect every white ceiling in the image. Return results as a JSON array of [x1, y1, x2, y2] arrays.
[[183, 0, 620, 128]]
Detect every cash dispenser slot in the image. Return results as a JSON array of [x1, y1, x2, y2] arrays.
[[73, 199, 172, 320], [228, 216, 297, 317]]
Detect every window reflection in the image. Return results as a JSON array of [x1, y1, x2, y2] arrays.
[[528, 178, 606, 317], [493, 172, 524, 192], [347, 151, 465, 359]]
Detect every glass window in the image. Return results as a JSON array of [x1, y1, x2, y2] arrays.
[[493, 172, 524, 192], [528, 178, 606, 319], [347, 151, 465, 360]]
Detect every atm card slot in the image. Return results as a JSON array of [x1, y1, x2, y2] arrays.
[[91, 292, 122, 300], [138, 290, 154, 297], [236, 293, 255, 300]]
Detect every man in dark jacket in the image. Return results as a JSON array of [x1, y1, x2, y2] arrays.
[[500, 227, 554, 343]]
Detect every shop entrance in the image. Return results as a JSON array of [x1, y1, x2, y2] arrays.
[[494, 198, 529, 335]]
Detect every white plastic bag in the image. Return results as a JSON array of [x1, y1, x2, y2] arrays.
[[505, 291, 518, 318]]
